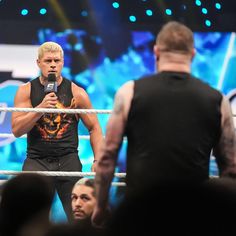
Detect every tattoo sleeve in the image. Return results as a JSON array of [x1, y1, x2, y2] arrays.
[[213, 97, 236, 177], [113, 93, 124, 115]]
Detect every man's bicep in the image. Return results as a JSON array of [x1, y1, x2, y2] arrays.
[[106, 82, 133, 144], [14, 84, 31, 107], [105, 92, 127, 145], [12, 85, 31, 122], [78, 90, 101, 132], [105, 114, 125, 154], [72, 83, 93, 109]]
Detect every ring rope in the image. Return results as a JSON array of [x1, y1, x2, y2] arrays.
[[0, 170, 218, 178], [0, 171, 126, 186], [0, 178, 126, 187], [0, 170, 126, 178], [0, 170, 219, 187], [0, 107, 112, 114], [0, 133, 128, 141], [2, 107, 236, 116], [0, 133, 92, 140], [0, 107, 218, 183]]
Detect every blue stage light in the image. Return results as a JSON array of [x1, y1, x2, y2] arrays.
[[129, 15, 136, 22], [81, 10, 88, 17], [205, 19, 211, 27], [195, 0, 201, 6], [146, 9, 153, 16], [165, 9, 172, 16], [21, 9, 28, 16], [39, 8, 47, 15], [112, 2, 119, 9], [215, 3, 221, 10], [202, 8, 208, 14]]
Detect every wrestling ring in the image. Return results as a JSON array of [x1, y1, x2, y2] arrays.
[[0, 106, 219, 186], [0, 106, 126, 186]]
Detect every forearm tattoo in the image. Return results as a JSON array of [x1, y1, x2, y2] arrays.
[[113, 94, 124, 115], [221, 117, 236, 157]]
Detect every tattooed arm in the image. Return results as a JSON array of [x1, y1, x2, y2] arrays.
[[92, 81, 134, 226], [213, 95, 236, 177]]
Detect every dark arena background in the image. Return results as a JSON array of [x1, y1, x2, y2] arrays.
[[0, 0, 236, 222]]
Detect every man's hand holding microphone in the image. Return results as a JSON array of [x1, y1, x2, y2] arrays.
[[40, 73, 58, 108]]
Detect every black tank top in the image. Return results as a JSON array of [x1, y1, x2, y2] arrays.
[[125, 71, 222, 191], [27, 77, 79, 158]]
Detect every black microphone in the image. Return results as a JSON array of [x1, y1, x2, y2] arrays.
[[44, 73, 57, 93]]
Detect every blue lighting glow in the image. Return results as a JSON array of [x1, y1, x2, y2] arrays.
[[181, 4, 187, 10], [165, 9, 172, 16], [21, 9, 28, 16], [195, 0, 201, 6], [201, 8, 208, 14], [81, 10, 88, 17], [39, 8, 47, 15], [205, 19, 211, 27], [215, 3, 221, 10], [112, 2, 119, 9], [129, 15, 136, 22], [146, 9, 153, 16]]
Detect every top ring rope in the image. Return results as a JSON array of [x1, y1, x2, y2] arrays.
[[0, 107, 112, 114]]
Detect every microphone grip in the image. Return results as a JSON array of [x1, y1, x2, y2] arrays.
[[44, 81, 57, 93]]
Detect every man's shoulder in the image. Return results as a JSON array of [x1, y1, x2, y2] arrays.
[[18, 81, 31, 90], [62, 77, 71, 82], [14, 81, 31, 99], [29, 77, 40, 86], [191, 76, 222, 94], [135, 73, 157, 84], [62, 77, 77, 90], [140, 73, 157, 80]]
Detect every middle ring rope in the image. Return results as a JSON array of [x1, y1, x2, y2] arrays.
[[0, 133, 128, 141], [0, 107, 112, 114], [0, 170, 126, 178]]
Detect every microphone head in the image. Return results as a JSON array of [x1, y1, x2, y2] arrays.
[[44, 73, 57, 93], [47, 73, 56, 82]]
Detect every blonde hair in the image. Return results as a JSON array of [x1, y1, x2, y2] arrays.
[[73, 178, 95, 196], [38, 41, 64, 59]]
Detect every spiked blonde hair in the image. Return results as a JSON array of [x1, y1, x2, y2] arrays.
[[38, 41, 64, 59]]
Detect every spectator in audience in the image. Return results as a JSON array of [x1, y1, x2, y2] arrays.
[[0, 173, 55, 236], [71, 178, 97, 222], [45, 178, 106, 236]]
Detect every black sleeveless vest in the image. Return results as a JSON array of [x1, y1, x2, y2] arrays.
[[27, 77, 79, 158], [125, 71, 222, 191]]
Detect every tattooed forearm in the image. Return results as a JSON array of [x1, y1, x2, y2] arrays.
[[219, 133, 235, 158], [222, 114, 236, 151], [214, 116, 236, 176], [113, 94, 124, 115]]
